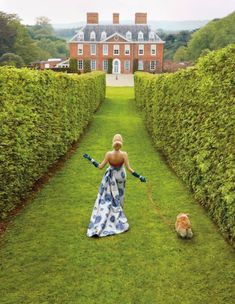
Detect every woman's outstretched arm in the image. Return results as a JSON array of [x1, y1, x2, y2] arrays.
[[124, 152, 146, 182], [123, 152, 134, 173], [98, 152, 110, 169]]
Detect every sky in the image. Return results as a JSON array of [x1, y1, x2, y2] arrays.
[[0, 0, 235, 25]]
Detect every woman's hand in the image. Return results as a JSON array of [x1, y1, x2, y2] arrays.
[[83, 153, 99, 168], [132, 171, 147, 182]]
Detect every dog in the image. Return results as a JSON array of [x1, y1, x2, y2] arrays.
[[175, 213, 193, 239]]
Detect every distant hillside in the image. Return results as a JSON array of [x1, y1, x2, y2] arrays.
[[187, 11, 235, 60], [53, 19, 209, 31]]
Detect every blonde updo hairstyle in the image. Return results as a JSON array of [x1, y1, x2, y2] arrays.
[[112, 134, 123, 150]]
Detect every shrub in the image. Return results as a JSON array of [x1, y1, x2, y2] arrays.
[[108, 58, 113, 74], [83, 59, 91, 73], [69, 57, 78, 73], [0, 68, 106, 219], [0, 53, 25, 67], [134, 44, 235, 245]]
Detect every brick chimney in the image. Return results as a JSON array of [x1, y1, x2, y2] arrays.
[[87, 12, 99, 24], [135, 13, 147, 24], [113, 13, 119, 24]]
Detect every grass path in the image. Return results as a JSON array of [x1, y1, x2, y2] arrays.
[[0, 87, 234, 304]]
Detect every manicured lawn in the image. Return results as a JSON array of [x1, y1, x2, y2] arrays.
[[0, 87, 234, 304]]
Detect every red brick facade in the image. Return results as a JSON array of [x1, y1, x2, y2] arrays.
[[69, 13, 165, 74]]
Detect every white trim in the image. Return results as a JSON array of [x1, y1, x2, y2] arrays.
[[103, 44, 108, 56], [91, 59, 96, 70], [113, 44, 120, 55], [124, 44, 130, 55], [102, 32, 132, 42], [69, 41, 165, 44], [112, 58, 121, 74], [90, 44, 96, 55], [69, 26, 85, 42], [138, 44, 144, 55], [78, 60, 83, 70], [77, 44, 83, 55], [150, 60, 156, 71], [151, 44, 156, 56]]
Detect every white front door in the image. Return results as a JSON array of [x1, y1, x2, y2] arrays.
[[112, 59, 121, 74]]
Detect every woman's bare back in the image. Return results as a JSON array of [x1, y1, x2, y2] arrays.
[[99, 150, 134, 173]]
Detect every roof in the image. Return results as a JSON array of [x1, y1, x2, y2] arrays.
[[70, 24, 164, 43]]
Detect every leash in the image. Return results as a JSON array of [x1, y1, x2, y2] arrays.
[[136, 180, 175, 232]]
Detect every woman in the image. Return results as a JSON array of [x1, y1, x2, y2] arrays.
[[83, 134, 146, 238]]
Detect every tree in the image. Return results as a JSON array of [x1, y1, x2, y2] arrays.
[[0, 53, 24, 67], [108, 58, 113, 74], [133, 59, 138, 73], [69, 57, 78, 73], [187, 11, 235, 60], [83, 59, 91, 73], [173, 46, 188, 62], [34, 16, 54, 37]]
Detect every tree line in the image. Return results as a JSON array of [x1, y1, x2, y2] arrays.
[[0, 12, 68, 67]]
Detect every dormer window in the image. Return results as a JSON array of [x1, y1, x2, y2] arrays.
[[101, 31, 107, 40], [77, 31, 84, 41], [126, 31, 132, 40], [138, 31, 144, 41], [149, 31, 155, 41], [90, 31, 96, 41]]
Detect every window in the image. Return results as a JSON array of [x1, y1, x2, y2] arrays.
[[103, 44, 108, 55], [90, 31, 96, 41], [125, 44, 130, 55], [151, 44, 156, 55], [113, 44, 119, 55], [91, 60, 96, 70], [138, 31, 144, 41], [138, 44, 144, 55], [77, 44, 83, 55], [138, 60, 143, 70], [149, 31, 155, 41], [150, 60, 156, 70], [78, 60, 83, 70], [90, 44, 96, 55], [77, 31, 84, 41], [126, 31, 132, 40], [103, 60, 108, 71], [124, 60, 130, 71], [101, 31, 107, 40]]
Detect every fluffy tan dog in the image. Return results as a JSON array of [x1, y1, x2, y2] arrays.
[[175, 213, 193, 239]]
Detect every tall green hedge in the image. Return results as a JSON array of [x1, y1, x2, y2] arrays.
[[0, 68, 106, 219], [134, 44, 235, 245]]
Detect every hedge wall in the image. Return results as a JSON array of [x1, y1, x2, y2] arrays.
[[134, 44, 235, 245], [0, 68, 106, 219]]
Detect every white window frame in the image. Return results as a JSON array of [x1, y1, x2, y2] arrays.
[[149, 31, 155, 41], [151, 44, 156, 56], [103, 44, 108, 56], [91, 59, 96, 70], [138, 31, 144, 41], [126, 31, 132, 40], [77, 31, 84, 41], [90, 44, 96, 55], [138, 60, 143, 70], [150, 60, 156, 71], [101, 31, 107, 40], [113, 44, 119, 55], [125, 44, 130, 55], [103, 60, 108, 71], [78, 60, 83, 70], [77, 44, 83, 55], [138, 44, 144, 55], [124, 60, 130, 71], [90, 31, 96, 41]]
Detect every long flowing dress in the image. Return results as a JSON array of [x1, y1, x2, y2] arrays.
[[87, 163, 129, 237]]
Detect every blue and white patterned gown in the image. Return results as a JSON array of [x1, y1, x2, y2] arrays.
[[87, 163, 129, 237]]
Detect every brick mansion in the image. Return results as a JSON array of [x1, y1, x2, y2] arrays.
[[69, 12, 165, 74]]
